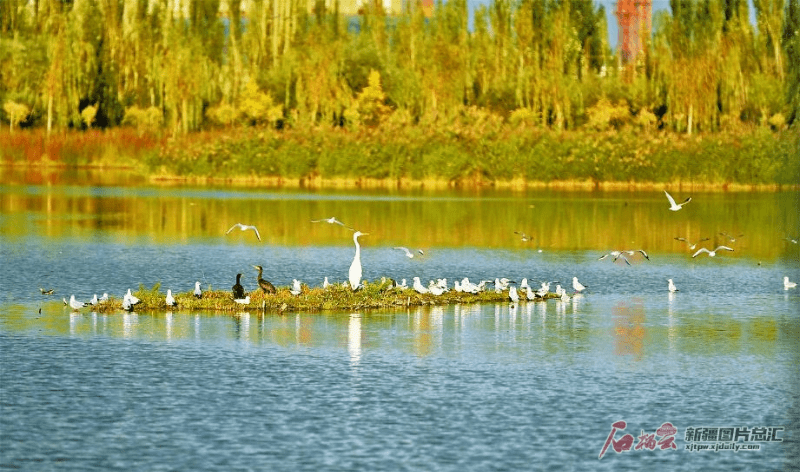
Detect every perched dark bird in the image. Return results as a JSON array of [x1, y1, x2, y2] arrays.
[[252, 265, 276, 294], [232, 273, 245, 299]]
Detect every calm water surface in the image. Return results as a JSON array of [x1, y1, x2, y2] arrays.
[[1, 176, 798, 470]]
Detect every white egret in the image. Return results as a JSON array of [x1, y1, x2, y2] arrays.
[[348, 231, 368, 290], [784, 277, 797, 290], [193, 281, 202, 299], [692, 246, 734, 258], [166, 289, 176, 307], [69, 295, 86, 311], [674, 237, 709, 250], [664, 190, 691, 211], [225, 223, 261, 241], [668, 279, 679, 293], [572, 277, 586, 293]]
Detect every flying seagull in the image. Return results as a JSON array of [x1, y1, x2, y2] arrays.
[[514, 231, 532, 242], [393, 246, 418, 258], [674, 237, 710, 250], [692, 246, 734, 258], [311, 217, 353, 230], [225, 223, 261, 241], [664, 190, 691, 211], [719, 232, 744, 243]]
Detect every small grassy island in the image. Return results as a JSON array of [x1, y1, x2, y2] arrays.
[[68, 281, 564, 315]]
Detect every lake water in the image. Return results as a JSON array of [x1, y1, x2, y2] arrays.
[[1, 170, 799, 470]]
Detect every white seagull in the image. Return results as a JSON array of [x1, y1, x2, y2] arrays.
[[225, 223, 261, 241], [88, 294, 99, 306], [674, 237, 710, 250], [348, 231, 368, 290], [166, 289, 176, 307], [323, 277, 331, 289], [784, 277, 797, 290], [290, 279, 302, 296], [572, 277, 586, 293], [668, 279, 679, 293], [508, 286, 519, 304], [428, 281, 445, 296], [311, 217, 353, 230], [664, 190, 691, 211], [99, 293, 109, 302], [393, 246, 416, 258], [193, 282, 202, 299], [125, 289, 140, 305], [692, 246, 734, 258], [69, 295, 86, 310], [234, 295, 251, 305], [413, 277, 429, 294]]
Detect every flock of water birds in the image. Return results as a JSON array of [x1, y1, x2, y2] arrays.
[[55, 190, 797, 312]]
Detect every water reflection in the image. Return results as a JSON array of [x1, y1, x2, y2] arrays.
[[348, 314, 362, 366], [1, 178, 797, 260]]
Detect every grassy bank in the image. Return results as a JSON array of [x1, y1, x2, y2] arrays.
[[3, 126, 798, 189], [76, 281, 560, 315]]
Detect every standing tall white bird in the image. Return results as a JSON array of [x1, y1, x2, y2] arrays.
[[348, 231, 368, 290], [193, 281, 202, 299], [664, 190, 692, 211], [508, 286, 519, 304]]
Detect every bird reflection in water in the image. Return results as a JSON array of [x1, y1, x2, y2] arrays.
[[348, 313, 362, 367]]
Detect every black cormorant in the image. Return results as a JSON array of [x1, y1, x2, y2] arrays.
[[232, 273, 245, 299], [252, 265, 276, 294]]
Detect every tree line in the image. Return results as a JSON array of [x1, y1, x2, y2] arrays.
[[1, 0, 798, 136]]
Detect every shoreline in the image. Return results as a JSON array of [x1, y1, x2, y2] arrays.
[[3, 162, 797, 192]]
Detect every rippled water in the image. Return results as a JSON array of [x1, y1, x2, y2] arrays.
[[1, 179, 799, 470]]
